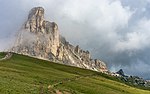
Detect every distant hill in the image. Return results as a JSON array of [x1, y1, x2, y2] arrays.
[[0, 52, 150, 94]]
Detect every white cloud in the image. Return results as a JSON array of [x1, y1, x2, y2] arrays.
[[124, 59, 150, 79], [55, 0, 133, 53], [115, 18, 150, 52], [60, 0, 132, 31], [0, 38, 14, 52]]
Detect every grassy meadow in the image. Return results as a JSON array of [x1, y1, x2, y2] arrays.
[[0, 52, 150, 94]]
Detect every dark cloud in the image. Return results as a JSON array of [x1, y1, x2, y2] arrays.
[[0, 0, 150, 79]]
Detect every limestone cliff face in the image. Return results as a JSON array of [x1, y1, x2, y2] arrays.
[[12, 7, 108, 73], [13, 7, 59, 58], [57, 37, 108, 72]]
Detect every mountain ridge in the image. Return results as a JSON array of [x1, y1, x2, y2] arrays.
[[11, 7, 108, 73]]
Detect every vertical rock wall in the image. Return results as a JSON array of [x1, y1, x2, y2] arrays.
[[12, 7, 108, 73]]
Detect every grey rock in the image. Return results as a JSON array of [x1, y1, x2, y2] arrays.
[[11, 7, 108, 73], [116, 69, 125, 77]]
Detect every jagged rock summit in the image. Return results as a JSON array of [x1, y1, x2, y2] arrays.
[[116, 69, 125, 77], [11, 7, 108, 73]]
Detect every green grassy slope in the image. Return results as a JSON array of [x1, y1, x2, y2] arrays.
[[0, 52, 6, 58], [0, 53, 150, 94]]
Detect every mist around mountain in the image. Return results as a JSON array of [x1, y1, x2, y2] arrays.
[[11, 7, 108, 73]]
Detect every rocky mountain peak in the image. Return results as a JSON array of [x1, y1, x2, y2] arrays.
[[12, 7, 108, 73], [28, 7, 44, 20], [116, 69, 125, 77], [13, 7, 59, 57], [25, 7, 58, 34]]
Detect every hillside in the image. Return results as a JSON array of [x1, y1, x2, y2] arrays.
[[0, 52, 150, 94]]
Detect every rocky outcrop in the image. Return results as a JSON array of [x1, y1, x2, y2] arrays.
[[116, 69, 125, 77], [110, 69, 150, 88], [120, 75, 150, 88], [11, 7, 108, 73], [0, 52, 12, 61], [12, 7, 59, 58]]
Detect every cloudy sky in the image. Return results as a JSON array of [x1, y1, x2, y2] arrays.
[[0, 0, 150, 79]]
